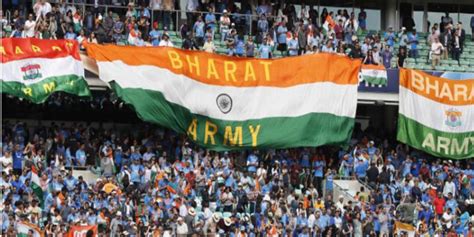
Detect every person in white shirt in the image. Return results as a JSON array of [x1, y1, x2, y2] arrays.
[[443, 177, 456, 198], [0, 151, 13, 169], [176, 217, 189, 236], [24, 14, 36, 38], [431, 37, 444, 69], [158, 34, 174, 47]]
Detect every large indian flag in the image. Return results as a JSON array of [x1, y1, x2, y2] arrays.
[[397, 69, 474, 159], [0, 38, 91, 103], [17, 222, 44, 237], [87, 45, 361, 150]]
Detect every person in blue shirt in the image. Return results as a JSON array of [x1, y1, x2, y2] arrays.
[[247, 152, 259, 173], [64, 171, 78, 192], [383, 27, 396, 48], [65, 27, 77, 40], [193, 16, 205, 46], [149, 23, 161, 46], [75, 144, 87, 166], [12, 144, 23, 175], [408, 30, 419, 61], [276, 22, 288, 56], [235, 37, 245, 57], [287, 33, 298, 56], [204, 7, 217, 35], [258, 38, 273, 59]]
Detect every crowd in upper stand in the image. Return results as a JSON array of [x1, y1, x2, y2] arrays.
[[2, 0, 474, 70]]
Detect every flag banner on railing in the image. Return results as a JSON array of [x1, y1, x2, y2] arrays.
[[359, 64, 388, 86], [397, 68, 474, 159], [0, 38, 91, 103], [87, 44, 361, 150]]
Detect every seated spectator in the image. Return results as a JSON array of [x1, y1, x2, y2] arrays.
[[202, 35, 215, 53], [158, 33, 173, 47], [363, 50, 377, 65]]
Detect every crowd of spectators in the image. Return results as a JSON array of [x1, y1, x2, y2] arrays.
[[1, 114, 473, 236], [2, 1, 474, 236], [2, 0, 473, 69]]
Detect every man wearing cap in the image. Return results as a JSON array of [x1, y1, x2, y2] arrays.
[[398, 27, 408, 50], [176, 216, 188, 236], [185, 207, 196, 233]]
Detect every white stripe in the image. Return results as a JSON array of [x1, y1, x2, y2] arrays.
[[399, 87, 474, 133], [31, 171, 41, 186], [0, 56, 84, 85], [360, 69, 387, 79], [98, 61, 357, 121], [17, 223, 41, 237]]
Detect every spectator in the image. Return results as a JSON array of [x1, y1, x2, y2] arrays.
[[24, 14, 36, 38], [363, 50, 377, 65], [441, 25, 453, 60], [456, 22, 466, 53], [276, 21, 288, 56], [205, 6, 217, 35], [297, 21, 307, 55], [381, 45, 393, 68], [358, 9, 367, 31], [431, 37, 444, 69], [408, 30, 419, 61], [158, 33, 173, 47], [219, 10, 231, 42], [287, 32, 298, 56], [149, 22, 161, 46], [372, 46, 381, 65], [452, 29, 462, 64], [334, 19, 344, 41], [384, 26, 396, 49], [398, 27, 408, 50], [202, 35, 215, 53], [182, 32, 199, 50], [244, 36, 255, 57], [193, 16, 205, 46], [321, 39, 335, 53]]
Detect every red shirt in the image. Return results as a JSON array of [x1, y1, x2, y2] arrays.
[[433, 196, 446, 215]]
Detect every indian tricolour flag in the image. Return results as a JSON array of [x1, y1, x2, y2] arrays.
[[30, 165, 44, 208], [359, 64, 388, 86], [0, 38, 91, 103], [17, 222, 44, 237], [397, 69, 474, 159], [394, 221, 416, 237], [87, 45, 361, 150]]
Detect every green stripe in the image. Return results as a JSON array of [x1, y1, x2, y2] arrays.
[[1, 75, 91, 104], [31, 182, 44, 209], [111, 83, 354, 151], [397, 114, 474, 159], [362, 76, 388, 86]]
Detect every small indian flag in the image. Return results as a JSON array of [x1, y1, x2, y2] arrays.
[[17, 222, 44, 237], [359, 64, 388, 86], [394, 221, 416, 237], [30, 166, 44, 208]]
